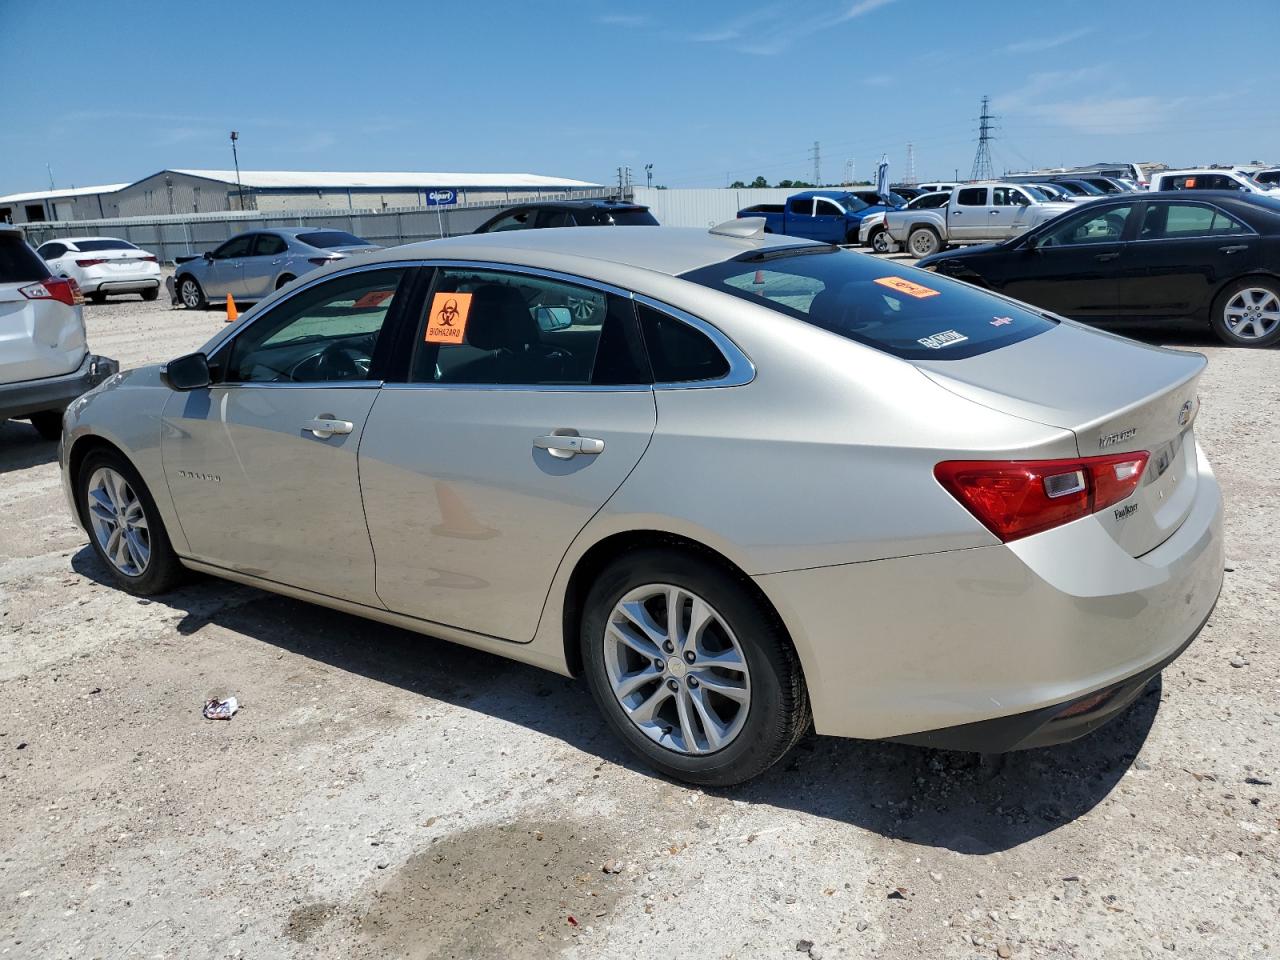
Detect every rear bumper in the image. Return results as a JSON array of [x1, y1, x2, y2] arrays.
[[0, 353, 119, 422], [85, 278, 161, 294], [756, 443, 1225, 747]]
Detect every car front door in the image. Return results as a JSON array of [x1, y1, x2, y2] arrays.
[[203, 234, 255, 299], [948, 187, 989, 240], [1113, 200, 1262, 318], [997, 203, 1135, 318], [242, 232, 289, 299], [161, 265, 418, 605], [811, 198, 847, 243], [358, 265, 657, 641], [784, 197, 819, 240], [989, 187, 1034, 239]]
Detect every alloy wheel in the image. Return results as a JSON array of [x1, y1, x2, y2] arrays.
[[872, 230, 892, 254], [86, 467, 150, 577], [180, 279, 201, 308], [1223, 287, 1280, 341], [603, 583, 751, 755]]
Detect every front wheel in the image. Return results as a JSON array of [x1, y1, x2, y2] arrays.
[[871, 227, 893, 254], [1210, 279, 1280, 346], [177, 275, 206, 309], [28, 411, 63, 441], [581, 548, 810, 786], [907, 226, 942, 258], [77, 448, 185, 595]]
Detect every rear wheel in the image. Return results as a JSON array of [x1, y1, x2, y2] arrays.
[[1211, 279, 1280, 346], [276, 274, 296, 290], [28, 411, 63, 441], [142, 287, 159, 302], [88, 292, 107, 305], [177, 275, 206, 309], [77, 448, 185, 595], [907, 226, 942, 258], [581, 548, 810, 786]]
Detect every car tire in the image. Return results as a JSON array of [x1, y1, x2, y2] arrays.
[[907, 226, 942, 258], [88, 292, 107, 305], [844, 228, 860, 246], [177, 275, 206, 310], [870, 227, 893, 254], [1209, 278, 1280, 347], [77, 448, 185, 595], [276, 274, 296, 290], [142, 287, 159, 302], [581, 548, 810, 786], [28, 411, 63, 441]]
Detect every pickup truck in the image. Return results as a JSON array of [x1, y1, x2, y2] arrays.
[[884, 183, 1072, 258], [738, 189, 902, 245]]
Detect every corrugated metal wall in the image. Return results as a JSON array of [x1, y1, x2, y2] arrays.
[[632, 188, 797, 228]]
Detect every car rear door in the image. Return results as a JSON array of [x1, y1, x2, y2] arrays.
[[948, 187, 989, 240], [242, 233, 289, 300], [161, 265, 420, 605], [358, 264, 656, 642], [1112, 200, 1262, 318]]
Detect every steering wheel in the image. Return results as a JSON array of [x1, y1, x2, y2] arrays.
[[310, 343, 364, 381]]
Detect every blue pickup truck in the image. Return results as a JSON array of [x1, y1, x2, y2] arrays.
[[737, 189, 904, 244]]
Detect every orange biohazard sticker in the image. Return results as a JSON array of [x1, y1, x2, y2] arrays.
[[1184, 177, 1196, 188], [874, 276, 941, 299], [425, 291, 472, 344], [352, 290, 395, 309]]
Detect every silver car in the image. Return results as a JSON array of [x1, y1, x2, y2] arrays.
[[60, 223, 1223, 785], [174, 228, 380, 308]]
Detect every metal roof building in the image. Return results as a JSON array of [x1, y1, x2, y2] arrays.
[[0, 169, 602, 223]]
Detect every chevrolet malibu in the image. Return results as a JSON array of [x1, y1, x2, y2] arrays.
[[59, 223, 1223, 785]]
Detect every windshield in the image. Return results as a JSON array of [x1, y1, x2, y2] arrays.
[[1022, 186, 1051, 201], [74, 238, 138, 252], [680, 248, 1054, 361], [297, 230, 370, 248]]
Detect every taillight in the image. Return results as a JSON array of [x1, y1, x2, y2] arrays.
[[308, 256, 338, 266], [141, 255, 158, 262], [75, 258, 107, 267], [934, 451, 1150, 542], [19, 277, 84, 307]]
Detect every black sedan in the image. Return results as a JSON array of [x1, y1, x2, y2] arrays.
[[474, 199, 658, 232], [917, 191, 1280, 346]]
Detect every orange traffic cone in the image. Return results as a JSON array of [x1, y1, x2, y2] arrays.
[[225, 294, 238, 322]]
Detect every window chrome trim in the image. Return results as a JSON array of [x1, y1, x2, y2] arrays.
[[1128, 200, 1258, 244], [209, 380, 383, 390]]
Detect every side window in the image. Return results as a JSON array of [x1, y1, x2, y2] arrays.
[[410, 269, 648, 386], [636, 303, 730, 383], [225, 268, 407, 383], [816, 199, 844, 217], [1141, 203, 1249, 240], [787, 197, 813, 216], [253, 234, 288, 256], [483, 210, 535, 232], [214, 235, 255, 259], [538, 209, 574, 228], [992, 188, 1028, 207], [1040, 205, 1133, 246], [39, 242, 67, 259], [957, 188, 987, 206]]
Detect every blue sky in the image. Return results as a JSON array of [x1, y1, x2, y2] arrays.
[[1, 0, 1276, 194]]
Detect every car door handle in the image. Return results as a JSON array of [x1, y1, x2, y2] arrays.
[[990, 210, 1000, 215], [534, 434, 605, 459], [302, 417, 354, 439], [1095, 251, 1121, 262], [1219, 244, 1249, 254]]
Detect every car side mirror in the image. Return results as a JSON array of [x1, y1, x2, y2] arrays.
[[161, 352, 211, 391], [203, 251, 215, 260]]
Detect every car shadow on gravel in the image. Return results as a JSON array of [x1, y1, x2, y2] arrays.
[[71, 546, 1157, 854], [0, 420, 59, 473]]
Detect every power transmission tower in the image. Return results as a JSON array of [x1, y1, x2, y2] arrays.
[[905, 143, 917, 186], [843, 159, 854, 185], [809, 141, 821, 186], [970, 96, 996, 181]]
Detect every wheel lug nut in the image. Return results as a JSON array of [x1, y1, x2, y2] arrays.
[[683, 651, 695, 663], [666, 678, 679, 691], [653, 657, 665, 671], [663, 641, 674, 653], [688, 676, 699, 688]]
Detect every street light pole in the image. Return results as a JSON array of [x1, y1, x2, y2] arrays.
[[645, 163, 653, 188], [230, 131, 245, 210]]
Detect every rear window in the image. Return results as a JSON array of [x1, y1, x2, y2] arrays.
[[0, 232, 49, 284], [74, 239, 138, 252], [297, 231, 368, 248], [680, 249, 1055, 361], [576, 208, 659, 226]]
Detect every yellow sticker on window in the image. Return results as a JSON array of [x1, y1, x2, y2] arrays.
[[425, 292, 472, 344], [874, 276, 941, 299]]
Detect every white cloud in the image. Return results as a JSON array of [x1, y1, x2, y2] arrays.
[[596, 13, 648, 26], [688, 0, 898, 55], [1004, 27, 1092, 54]]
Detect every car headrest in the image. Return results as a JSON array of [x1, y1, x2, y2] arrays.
[[466, 284, 539, 352]]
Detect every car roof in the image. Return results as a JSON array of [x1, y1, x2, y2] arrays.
[[364, 226, 819, 278], [496, 199, 649, 211], [44, 235, 130, 243]]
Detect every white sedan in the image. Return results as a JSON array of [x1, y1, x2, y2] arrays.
[[36, 237, 162, 303]]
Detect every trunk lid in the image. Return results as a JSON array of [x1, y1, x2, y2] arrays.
[[915, 322, 1205, 557]]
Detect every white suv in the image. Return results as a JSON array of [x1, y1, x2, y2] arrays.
[[1, 225, 118, 440], [1148, 168, 1280, 195]]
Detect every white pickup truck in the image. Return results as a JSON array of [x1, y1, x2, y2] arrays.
[[884, 183, 1073, 258]]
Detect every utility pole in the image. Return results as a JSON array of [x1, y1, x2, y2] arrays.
[[970, 96, 996, 182], [905, 143, 917, 186], [809, 141, 821, 186], [230, 131, 245, 210], [644, 163, 653, 188], [46, 164, 55, 190]]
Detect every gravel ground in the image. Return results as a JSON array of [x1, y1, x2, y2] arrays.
[[2, 272, 1277, 960]]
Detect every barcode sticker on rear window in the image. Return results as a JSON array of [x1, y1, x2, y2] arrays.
[[917, 329, 968, 350], [874, 276, 940, 299]]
